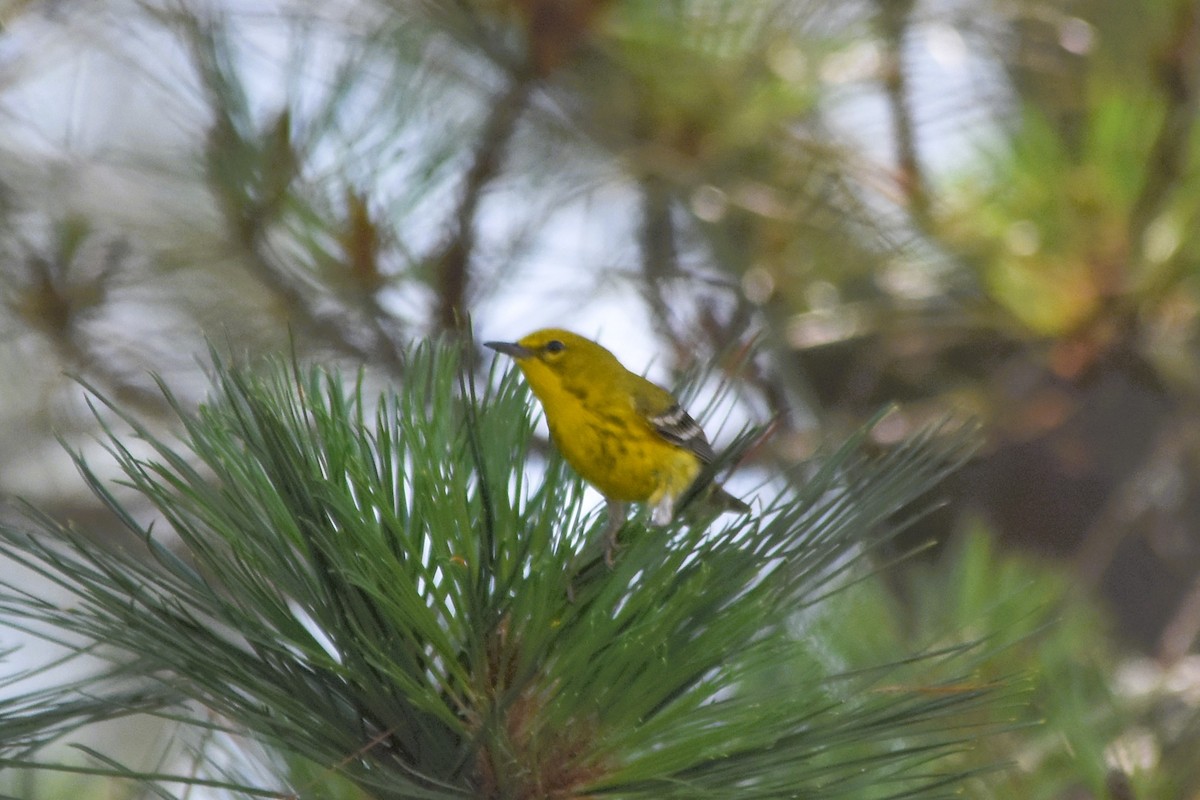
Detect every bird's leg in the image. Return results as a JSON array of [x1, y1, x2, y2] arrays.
[[603, 498, 628, 567]]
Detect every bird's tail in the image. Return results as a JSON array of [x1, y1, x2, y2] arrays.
[[707, 482, 751, 514], [678, 479, 750, 520]]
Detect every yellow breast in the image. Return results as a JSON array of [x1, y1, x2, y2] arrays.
[[518, 363, 701, 504]]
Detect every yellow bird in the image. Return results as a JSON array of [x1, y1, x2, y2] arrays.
[[485, 328, 749, 562]]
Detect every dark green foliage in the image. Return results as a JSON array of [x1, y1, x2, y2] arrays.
[[0, 341, 1003, 798]]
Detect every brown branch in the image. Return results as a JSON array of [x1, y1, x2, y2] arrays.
[[434, 75, 535, 335], [637, 175, 684, 351], [876, 0, 929, 224], [432, 3, 615, 337]]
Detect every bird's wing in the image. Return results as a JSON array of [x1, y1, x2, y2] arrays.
[[629, 376, 716, 463], [647, 402, 716, 463]]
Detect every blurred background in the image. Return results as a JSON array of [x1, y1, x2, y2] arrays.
[[2, 0, 1200, 797]]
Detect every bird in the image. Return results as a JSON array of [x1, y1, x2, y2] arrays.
[[485, 328, 749, 564]]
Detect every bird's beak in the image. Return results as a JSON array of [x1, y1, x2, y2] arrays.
[[485, 341, 534, 359]]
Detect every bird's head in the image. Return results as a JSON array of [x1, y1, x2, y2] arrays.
[[485, 328, 624, 393]]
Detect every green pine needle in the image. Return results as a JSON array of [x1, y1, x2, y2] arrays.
[[0, 340, 1008, 798]]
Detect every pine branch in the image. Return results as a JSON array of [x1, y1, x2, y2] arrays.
[[0, 340, 1009, 799], [185, 13, 409, 376]]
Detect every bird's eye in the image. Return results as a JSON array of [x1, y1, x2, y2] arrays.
[[544, 340, 566, 354]]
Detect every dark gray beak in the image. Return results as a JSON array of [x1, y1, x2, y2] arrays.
[[485, 341, 533, 359]]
